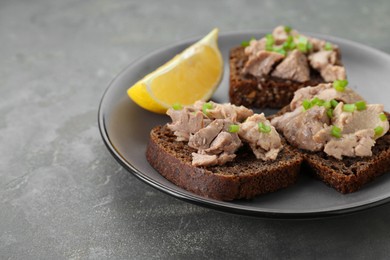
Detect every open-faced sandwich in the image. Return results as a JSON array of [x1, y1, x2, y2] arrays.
[[146, 101, 303, 201], [229, 25, 346, 108], [271, 81, 390, 193]]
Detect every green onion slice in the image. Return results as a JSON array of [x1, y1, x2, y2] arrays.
[[265, 45, 273, 51], [302, 99, 312, 110], [374, 126, 384, 137], [311, 97, 325, 107], [228, 124, 240, 133], [265, 34, 275, 49], [323, 101, 332, 109], [311, 97, 320, 105], [297, 36, 309, 53], [258, 122, 271, 133], [283, 35, 296, 51], [355, 101, 367, 111], [331, 126, 342, 138], [343, 104, 356, 113], [172, 103, 183, 110], [330, 99, 339, 108], [202, 102, 213, 115], [241, 41, 250, 47], [333, 80, 348, 92], [317, 99, 325, 107], [241, 37, 255, 47], [284, 25, 292, 33], [327, 109, 334, 118], [379, 113, 387, 122], [286, 35, 294, 43], [324, 42, 333, 51], [290, 41, 297, 50], [273, 46, 286, 56]]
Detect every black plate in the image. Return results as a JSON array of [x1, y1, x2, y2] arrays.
[[98, 31, 390, 218]]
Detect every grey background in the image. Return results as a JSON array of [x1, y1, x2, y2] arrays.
[[1, 0, 390, 259]]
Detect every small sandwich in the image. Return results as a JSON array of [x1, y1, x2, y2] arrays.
[[146, 101, 303, 201], [229, 25, 346, 108], [271, 80, 390, 193]]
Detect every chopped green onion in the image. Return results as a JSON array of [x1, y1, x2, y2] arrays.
[[333, 80, 348, 92], [317, 99, 325, 106], [265, 34, 275, 50], [311, 97, 320, 105], [331, 126, 342, 138], [265, 34, 274, 44], [289, 41, 297, 50], [273, 46, 286, 56], [258, 122, 271, 133], [316, 99, 325, 107], [172, 103, 183, 110], [355, 101, 367, 111], [379, 113, 387, 122], [241, 40, 250, 47], [265, 45, 273, 51], [284, 25, 292, 33], [302, 99, 312, 110], [327, 109, 334, 118], [323, 101, 332, 109], [297, 36, 309, 53], [374, 126, 384, 137], [324, 42, 333, 51], [228, 124, 240, 133], [282, 35, 296, 51], [282, 41, 289, 50], [241, 37, 255, 47], [311, 97, 325, 107], [343, 104, 356, 113], [330, 99, 339, 108], [202, 102, 213, 115]]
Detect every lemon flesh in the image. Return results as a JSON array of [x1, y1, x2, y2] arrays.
[[127, 28, 223, 114]]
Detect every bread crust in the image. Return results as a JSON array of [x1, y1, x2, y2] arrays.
[[146, 125, 303, 201], [229, 46, 324, 108]]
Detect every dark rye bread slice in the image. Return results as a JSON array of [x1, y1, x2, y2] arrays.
[[303, 132, 390, 193], [303, 117, 390, 193], [273, 107, 390, 193], [146, 125, 303, 201], [229, 46, 324, 109]]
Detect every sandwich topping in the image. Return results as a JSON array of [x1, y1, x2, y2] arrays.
[[271, 81, 389, 159], [242, 25, 346, 83], [189, 119, 242, 166], [238, 114, 282, 161], [289, 82, 364, 110], [167, 101, 283, 166]]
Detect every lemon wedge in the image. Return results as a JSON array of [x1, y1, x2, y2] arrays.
[[127, 28, 223, 114]]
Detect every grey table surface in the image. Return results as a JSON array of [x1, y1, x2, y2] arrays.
[[2, 0, 390, 259]]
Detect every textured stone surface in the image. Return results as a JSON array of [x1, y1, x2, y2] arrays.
[[1, 0, 390, 259]]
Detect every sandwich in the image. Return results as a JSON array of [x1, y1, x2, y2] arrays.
[[270, 81, 390, 193], [146, 101, 303, 200], [229, 25, 346, 108]]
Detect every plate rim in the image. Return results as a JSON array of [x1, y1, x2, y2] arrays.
[[98, 30, 390, 219]]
